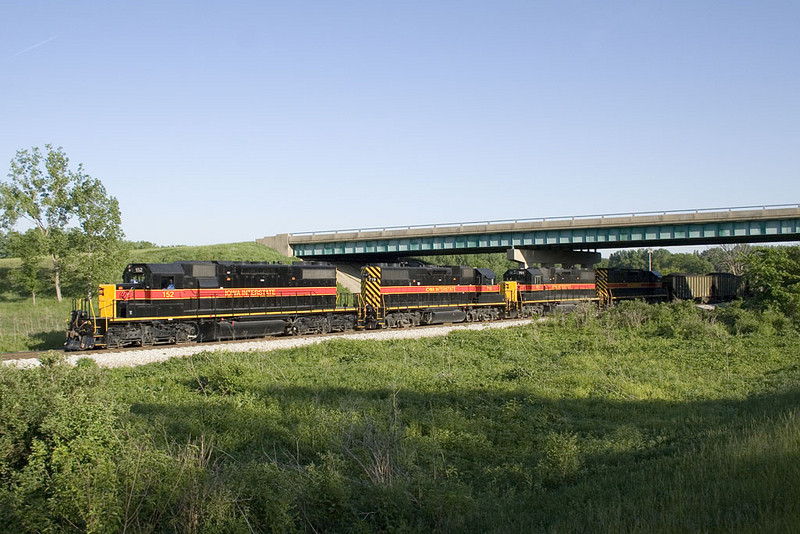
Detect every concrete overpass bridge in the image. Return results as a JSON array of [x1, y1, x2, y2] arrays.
[[259, 204, 800, 289], [261, 204, 800, 260]]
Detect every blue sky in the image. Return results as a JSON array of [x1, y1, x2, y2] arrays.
[[2, 1, 798, 246]]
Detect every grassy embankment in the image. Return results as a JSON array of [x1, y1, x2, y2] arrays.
[[0, 242, 292, 353], [1, 301, 798, 532]]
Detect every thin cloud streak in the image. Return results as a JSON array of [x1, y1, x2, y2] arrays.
[[1, 35, 58, 63]]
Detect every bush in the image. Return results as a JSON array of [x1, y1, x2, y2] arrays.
[[2, 305, 800, 532], [602, 299, 655, 330], [536, 431, 582, 485], [713, 302, 796, 337], [0, 362, 123, 533], [649, 301, 727, 340]]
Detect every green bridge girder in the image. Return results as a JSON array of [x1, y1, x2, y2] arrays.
[[290, 216, 800, 259]]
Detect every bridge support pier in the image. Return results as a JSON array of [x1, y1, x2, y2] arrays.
[[508, 248, 601, 269]]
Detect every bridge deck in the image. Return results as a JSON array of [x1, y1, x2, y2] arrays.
[[258, 205, 800, 259]]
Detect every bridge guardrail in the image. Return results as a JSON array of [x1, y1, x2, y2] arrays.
[[289, 204, 800, 238]]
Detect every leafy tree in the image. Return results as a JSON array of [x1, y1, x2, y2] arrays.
[[662, 252, 714, 275], [608, 249, 655, 271], [743, 246, 800, 323], [607, 248, 714, 275], [6, 230, 45, 304], [702, 244, 750, 275], [68, 176, 127, 298], [0, 145, 124, 301]]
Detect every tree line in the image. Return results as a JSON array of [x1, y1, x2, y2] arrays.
[[600, 245, 750, 275]]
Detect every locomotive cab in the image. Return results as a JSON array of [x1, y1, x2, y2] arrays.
[[123, 263, 186, 289], [475, 268, 497, 285], [502, 268, 545, 284]]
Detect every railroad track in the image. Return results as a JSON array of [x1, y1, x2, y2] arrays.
[[2, 318, 538, 368], [2, 335, 287, 362]]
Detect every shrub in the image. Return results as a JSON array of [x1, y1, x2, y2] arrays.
[[0, 362, 124, 533], [649, 301, 727, 340], [603, 299, 654, 330], [536, 431, 582, 485]]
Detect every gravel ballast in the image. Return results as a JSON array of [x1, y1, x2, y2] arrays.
[[4, 319, 536, 369]]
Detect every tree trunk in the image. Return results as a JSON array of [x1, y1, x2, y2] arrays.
[[32, 290, 36, 306], [52, 253, 62, 302]]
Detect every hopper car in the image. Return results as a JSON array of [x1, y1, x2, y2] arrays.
[[663, 272, 747, 302]]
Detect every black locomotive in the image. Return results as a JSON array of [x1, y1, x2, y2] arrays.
[[65, 261, 356, 351], [503, 267, 597, 316], [360, 262, 505, 328]]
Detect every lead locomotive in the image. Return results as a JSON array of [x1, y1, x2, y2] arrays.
[[65, 261, 355, 350]]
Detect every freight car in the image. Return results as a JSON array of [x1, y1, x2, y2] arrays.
[[65, 261, 357, 351], [709, 272, 747, 301], [663, 273, 712, 302], [663, 272, 747, 303]]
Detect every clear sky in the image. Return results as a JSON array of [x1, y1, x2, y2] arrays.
[[2, 1, 798, 246]]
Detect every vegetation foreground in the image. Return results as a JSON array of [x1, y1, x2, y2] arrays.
[[1, 301, 798, 533]]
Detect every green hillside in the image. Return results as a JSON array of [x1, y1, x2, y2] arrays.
[[128, 241, 295, 264]]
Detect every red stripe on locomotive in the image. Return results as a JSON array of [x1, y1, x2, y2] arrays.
[[517, 283, 595, 291], [379, 285, 500, 295], [115, 287, 338, 300]]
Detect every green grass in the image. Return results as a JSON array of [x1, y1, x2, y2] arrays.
[[1, 302, 798, 532], [128, 241, 295, 264], [0, 259, 75, 352], [0, 298, 74, 352]]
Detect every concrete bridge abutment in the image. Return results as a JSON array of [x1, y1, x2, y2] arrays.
[[256, 233, 294, 257]]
